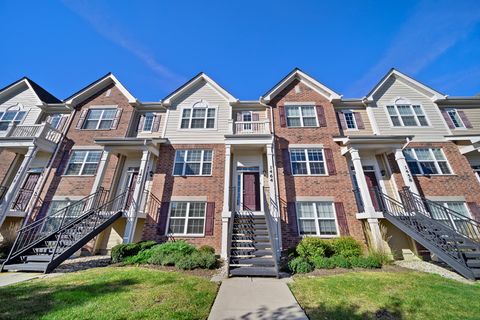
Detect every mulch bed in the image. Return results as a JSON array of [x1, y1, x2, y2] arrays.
[[297, 264, 410, 277]]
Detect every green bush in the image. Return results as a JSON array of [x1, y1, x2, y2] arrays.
[[296, 238, 333, 259], [123, 248, 155, 264], [198, 245, 215, 254], [138, 240, 158, 251], [312, 256, 335, 269], [175, 255, 199, 270], [288, 257, 314, 274], [330, 255, 351, 268], [152, 240, 196, 256], [193, 251, 217, 269], [349, 255, 382, 269], [111, 243, 141, 263], [331, 237, 363, 258]]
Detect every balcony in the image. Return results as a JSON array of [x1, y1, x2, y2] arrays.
[[229, 120, 271, 135], [0, 123, 62, 152]]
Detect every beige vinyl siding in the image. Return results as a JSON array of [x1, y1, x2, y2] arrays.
[[370, 76, 450, 140], [0, 84, 43, 126], [337, 107, 374, 135], [164, 80, 231, 144], [445, 107, 480, 135], [233, 110, 268, 121], [135, 110, 167, 138]]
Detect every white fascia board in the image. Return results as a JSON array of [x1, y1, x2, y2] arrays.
[[0, 79, 42, 105]]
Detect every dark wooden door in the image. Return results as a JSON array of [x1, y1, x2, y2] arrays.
[[364, 171, 380, 211], [125, 171, 139, 209], [12, 172, 40, 211], [243, 172, 260, 211]]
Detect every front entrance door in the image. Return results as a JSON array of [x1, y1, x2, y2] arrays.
[[124, 168, 139, 209], [243, 172, 260, 211], [364, 171, 380, 211], [12, 172, 41, 211]]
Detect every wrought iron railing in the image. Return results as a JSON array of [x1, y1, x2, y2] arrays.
[[140, 190, 161, 218], [11, 187, 34, 212], [352, 188, 365, 213], [0, 186, 7, 204]]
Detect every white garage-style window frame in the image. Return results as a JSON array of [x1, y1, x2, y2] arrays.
[[285, 105, 318, 127], [180, 100, 217, 129], [167, 201, 206, 235], [82, 108, 117, 130], [386, 98, 429, 127], [173, 149, 213, 176], [404, 148, 452, 175], [64, 150, 103, 176], [296, 201, 339, 237], [289, 148, 326, 175]]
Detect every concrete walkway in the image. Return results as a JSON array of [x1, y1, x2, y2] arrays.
[[0, 272, 44, 287], [208, 277, 308, 320]]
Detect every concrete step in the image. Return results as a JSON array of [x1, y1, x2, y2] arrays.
[[22, 254, 52, 262], [229, 266, 277, 277], [3, 262, 48, 272]]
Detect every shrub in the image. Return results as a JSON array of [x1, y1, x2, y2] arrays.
[[193, 251, 217, 269], [312, 256, 335, 269], [152, 241, 196, 256], [111, 243, 141, 263], [175, 255, 199, 270], [288, 257, 314, 274], [0, 224, 19, 259], [296, 238, 333, 259], [348, 255, 382, 269], [123, 248, 155, 264], [138, 240, 158, 251], [330, 255, 351, 268], [198, 245, 215, 254], [331, 237, 363, 258]]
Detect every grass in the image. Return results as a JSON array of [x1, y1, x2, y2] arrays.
[[0, 267, 218, 320], [289, 271, 480, 320]]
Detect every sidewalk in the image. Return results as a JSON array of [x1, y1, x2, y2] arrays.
[[0, 272, 43, 287], [208, 277, 308, 320]]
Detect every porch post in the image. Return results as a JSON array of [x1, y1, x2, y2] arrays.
[[123, 149, 151, 243], [349, 148, 376, 214], [0, 146, 38, 227], [394, 149, 420, 195], [266, 143, 282, 256], [367, 218, 383, 251], [90, 149, 110, 195], [221, 144, 232, 259]]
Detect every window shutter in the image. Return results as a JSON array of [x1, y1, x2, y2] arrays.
[[324, 148, 336, 175], [205, 202, 215, 236], [279, 106, 286, 127], [111, 108, 123, 129], [157, 202, 170, 236], [441, 110, 455, 129], [76, 109, 89, 129], [354, 112, 365, 129], [334, 202, 350, 236], [337, 111, 347, 130], [137, 114, 145, 132], [316, 105, 327, 127], [457, 111, 473, 128], [282, 149, 291, 175], [152, 114, 161, 132], [236, 112, 242, 121], [57, 116, 67, 131], [55, 150, 70, 176], [252, 113, 260, 121], [287, 202, 298, 236], [467, 202, 480, 221]]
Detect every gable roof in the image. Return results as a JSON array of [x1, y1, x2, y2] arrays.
[[366, 68, 446, 101], [64, 72, 137, 106], [261, 68, 342, 103], [162, 72, 237, 106], [0, 77, 61, 105]]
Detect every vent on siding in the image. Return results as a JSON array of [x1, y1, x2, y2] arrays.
[[105, 89, 112, 97], [294, 85, 302, 94]]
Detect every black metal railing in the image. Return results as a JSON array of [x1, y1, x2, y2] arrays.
[[0, 186, 7, 203], [398, 187, 480, 243], [352, 188, 365, 213], [141, 190, 161, 218], [11, 187, 34, 211], [6, 189, 110, 261]]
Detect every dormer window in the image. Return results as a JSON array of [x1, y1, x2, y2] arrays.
[[142, 113, 155, 131], [447, 109, 464, 128], [343, 111, 357, 129], [180, 100, 216, 129], [0, 110, 26, 131], [386, 98, 428, 127]]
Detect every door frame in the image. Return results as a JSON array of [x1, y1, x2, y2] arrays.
[[235, 166, 263, 213], [242, 171, 261, 211]]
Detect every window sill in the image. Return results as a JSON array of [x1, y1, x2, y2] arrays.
[[166, 234, 206, 238], [177, 128, 218, 131], [285, 126, 320, 129], [299, 234, 340, 238], [61, 174, 96, 177], [173, 175, 213, 177], [292, 174, 329, 177], [79, 129, 113, 131], [412, 174, 457, 177]]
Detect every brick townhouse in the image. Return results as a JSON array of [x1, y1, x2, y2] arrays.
[[1, 68, 480, 279]]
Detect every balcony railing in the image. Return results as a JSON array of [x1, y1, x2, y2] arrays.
[[1, 123, 62, 144], [231, 120, 271, 135]]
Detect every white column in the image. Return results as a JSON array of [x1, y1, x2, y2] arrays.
[[266, 143, 282, 256], [123, 150, 151, 243], [394, 149, 420, 195], [90, 149, 110, 195], [221, 144, 232, 259], [0, 146, 38, 226], [367, 218, 383, 251], [350, 148, 376, 214]]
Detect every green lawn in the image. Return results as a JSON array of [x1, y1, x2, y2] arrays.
[[0, 267, 218, 320], [289, 271, 480, 320]]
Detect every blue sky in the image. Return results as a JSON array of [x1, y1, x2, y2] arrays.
[[1, 0, 479, 101]]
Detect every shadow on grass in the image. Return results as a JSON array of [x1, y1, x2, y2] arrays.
[[0, 277, 139, 319]]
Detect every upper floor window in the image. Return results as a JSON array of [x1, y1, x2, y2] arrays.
[[83, 109, 116, 130], [343, 111, 357, 129], [142, 113, 155, 131], [173, 149, 213, 176], [404, 148, 451, 175], [0, 110, 26, 131], [167, 202, 206, 235], [446, 109, 465, 128], [290, 148, 326, 175], [180, 100, 216, 129], [386, 100, 428, 127], [286, 105, 317, 127], [296, 202, 338, 236], [64, 150, 102, 176]]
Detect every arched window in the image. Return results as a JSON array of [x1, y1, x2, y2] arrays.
[[386, 98, 428, 127], [180, 100, 216, 129]]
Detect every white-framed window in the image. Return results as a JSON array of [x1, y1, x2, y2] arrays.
[[386, 104, 428, 127], [290, 148, 326, 175], [296, 202, 338, 236], [82, 108, 116, 130], [430, 201, 471, 231], [180, 101, 216, 129], [472, 165, 480, 180], [404, 148, 452, 175], [142, 112, 155, 132], [46, 200, 71, 216], [64, 150, 103, 176], [446, 109, 465, 128], [167, 202, 206, 235], [173, 150, 213, 176], [0, 110, 26, 131], [285, 105, 318, 127], [343, 111, 357, 129]]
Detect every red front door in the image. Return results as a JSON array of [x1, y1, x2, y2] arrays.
[[243, 172, 260, 211], [364, 171, 380, 211], [12, 172, 40, 211]]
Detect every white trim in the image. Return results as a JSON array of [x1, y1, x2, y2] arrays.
[[404, 148, 453, 176], [426, 196, 466, 202], [171, 196, 208, 201], [445, 108, 466, 129], [289, 148, 328, 176], [52, 195, 83, 201], [295, 201, 340, 237], [295, 196, 335, 201], [288, 144, 324, 149], [177, 101, 218, 130], [71, 145, 104, 150], [172, 149, 214, 176], [384, 101, 431, 128], [166, 201, 207, 236], [285, 105, 319, 128], [284, 101, 317, 106]]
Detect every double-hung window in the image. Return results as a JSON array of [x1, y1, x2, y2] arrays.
[[180, 107, 216, 129], [446, 109, 465, 128], [48, 114, 63, 129], [173, 150, 213, 176], [64, 150, 102, 176], [142, 113, 155, 132], [343, 111, 357, 129], [296, 202, 338, 236], [82, 109, 116, 130], [0, 111, 26, 131], [430, 201, 470, 232], [404, 148, 451, 175], [290, 148, 326, 175], [386, 104, 428, 127], [167, 202, 206, 235], [285, 105, 317, 127]]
